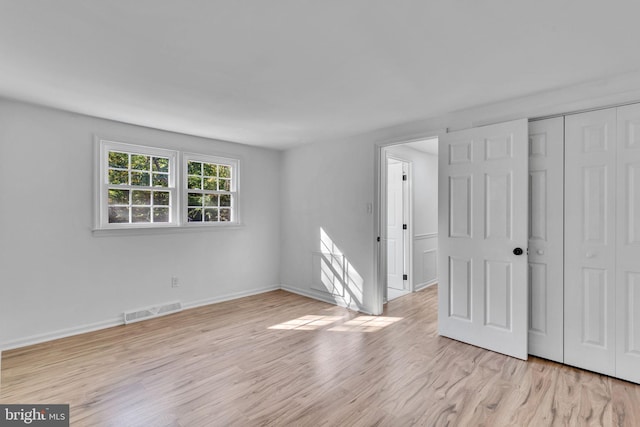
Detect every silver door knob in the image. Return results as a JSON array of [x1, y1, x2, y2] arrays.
[[537, 249, 544, 255]]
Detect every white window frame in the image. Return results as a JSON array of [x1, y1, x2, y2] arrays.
[[182, 152, 240, 226], [97, 139, 179, 229]]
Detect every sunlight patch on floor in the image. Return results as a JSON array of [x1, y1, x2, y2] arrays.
[[268, 315, 343, 331], [328, 316, 403, 333], [269, 314, 403, 333]]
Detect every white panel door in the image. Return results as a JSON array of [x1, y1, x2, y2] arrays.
[[616, 104, 640, 383], [527, 118, 564, 362], [387, 159, 405, 290], [565, 108, 617, 376], [438, 119, 529, 360]]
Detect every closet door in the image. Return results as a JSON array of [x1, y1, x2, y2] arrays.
[[528, 118, 564, 362], [438, 119, 529, 360], [564, 108, 617, 376], [616, 104, 640, 383]]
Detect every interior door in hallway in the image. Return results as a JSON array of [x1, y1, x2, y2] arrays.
[[438, 119, 529, 360], [387, 157, 409, 297]]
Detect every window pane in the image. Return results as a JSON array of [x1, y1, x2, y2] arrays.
[[187, 207, 202, 222], [204, 208, 218, 222], [219, 179, 230, 191], [154, 207, 169, 222], [152, 157, 169, 172], [131, 154, 150, 170], [132, 190, 151, 205], [204, 194, 218, 206], [219, 194, 231, 207], [109, 206, 129, 223], [108, 151, 128, 168], [108, 169, 129, 185], [203, 177, 217, 191], [153, 191, 170, 206], [131, 171, 150, 186], [220, 208, 231, 221], [132, 207, 151, 223], [108, 189, 129, 205], [152, 173, 168, 187], [188, 176, 201, 189], [188, 193, 203, 206], [219, 165, 231, 178], [203, 163, 217, 176], [188, 161, 202, 175]]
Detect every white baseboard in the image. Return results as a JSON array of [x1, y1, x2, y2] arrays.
[[279, 284, 373, 315], [0, 285, 281, 352], [0, 317, 123, 352], [414, 280, 437, 291], [182, 285, 281, 310]]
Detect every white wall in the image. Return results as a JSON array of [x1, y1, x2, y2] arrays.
[[385, 145, 438, 289], [0, 99, 282, 349], [279, 139, 376, 312]]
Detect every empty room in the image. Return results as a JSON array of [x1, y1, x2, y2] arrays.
[[3, 1, 640, 426]]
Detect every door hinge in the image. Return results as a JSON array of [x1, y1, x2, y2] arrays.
[[403, 274, 408, 280], [402, 174, 407, 181], [377, 236, 380, 242], [403, 224, 407, 230]]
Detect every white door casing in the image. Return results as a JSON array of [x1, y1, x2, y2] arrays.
[[527, 117, 564, 363], [564, 108, 617, 376], [387, 158, 405, 291], [615, 103, 640, 383], [438, 119, 529, 360]]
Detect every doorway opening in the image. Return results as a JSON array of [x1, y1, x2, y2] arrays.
[[379, 137, 439, 306]]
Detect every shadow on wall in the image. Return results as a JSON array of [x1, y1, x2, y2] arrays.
[[311, 227, 363, 309]]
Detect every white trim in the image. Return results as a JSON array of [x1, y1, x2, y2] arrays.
[[280, 285, 373, 314], [0, 317, 123, 352], [92, 223, 245, 236], [181, 286, 280, 310], [414, 232, 438, 240], [414, 280, 437, 291], [0, 286, 280, 352]]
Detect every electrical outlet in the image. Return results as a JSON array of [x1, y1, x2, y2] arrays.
[[171, 276, 179, 288]]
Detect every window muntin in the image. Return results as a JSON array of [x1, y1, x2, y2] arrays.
[[184, 154, 238, 224], [99, 140, 178, 228]]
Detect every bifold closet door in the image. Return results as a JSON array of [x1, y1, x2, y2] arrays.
[[527, 118, 564, 363], [616, 104, 640, 384], [564, 108, 617, 376]]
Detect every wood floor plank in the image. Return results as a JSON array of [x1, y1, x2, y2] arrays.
[[2, 287, 640, 426]]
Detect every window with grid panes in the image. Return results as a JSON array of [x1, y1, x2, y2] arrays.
[[98, 140, 178, 228], [184, 153, 238, 224]]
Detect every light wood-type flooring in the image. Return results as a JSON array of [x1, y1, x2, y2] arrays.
[[2, 286, 640, 426]]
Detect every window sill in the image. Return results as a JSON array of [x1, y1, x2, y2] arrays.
[[92, 223, 245, 237]]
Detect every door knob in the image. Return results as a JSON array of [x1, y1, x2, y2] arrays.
[[586, 252, 595, 258], [537, 249, 544, 255], [513, 247, 524, 256]]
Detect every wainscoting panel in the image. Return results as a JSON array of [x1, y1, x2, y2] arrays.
[[414, 233, 437, 290]]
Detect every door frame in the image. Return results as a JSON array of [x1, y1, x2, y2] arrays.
[[374, 134, 442, 314]]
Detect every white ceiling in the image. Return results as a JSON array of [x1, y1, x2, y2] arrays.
[[404, 138, 438, 156], [2, 1, 640, 150]]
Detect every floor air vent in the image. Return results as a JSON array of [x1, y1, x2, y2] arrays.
[[124, 301, 182, 324]]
